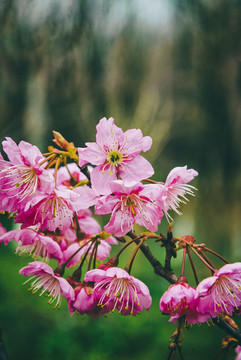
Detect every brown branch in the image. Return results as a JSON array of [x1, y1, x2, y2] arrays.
[[80, 165, 91, 186], [127, 231, 177, 284], [126, 231, 241, 346], [213, 318, 241, 346]]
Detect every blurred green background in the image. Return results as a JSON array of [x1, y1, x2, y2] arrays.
[[0, 0, 241, 359]]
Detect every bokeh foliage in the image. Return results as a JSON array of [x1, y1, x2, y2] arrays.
[[0, 0, 241, 359]]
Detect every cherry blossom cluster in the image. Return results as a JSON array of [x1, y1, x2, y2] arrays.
[[1, 117, 241, 358]]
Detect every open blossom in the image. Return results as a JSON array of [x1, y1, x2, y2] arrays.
[[84, 267, 152, 315], [19, 261, 75, 307], [160, 282, 210, 324], [196, 263, 241, 317], [0, 137, 54, 212], [0, 227, 63, 262], [95, 180, 163, 237], [15, 187, 98, 232], [156, 166, 198, 220], [16, 229, 63, 262], [78, 117, 154, 194]]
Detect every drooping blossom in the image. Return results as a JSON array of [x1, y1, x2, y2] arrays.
[[156, 166, 198, 221], [0, 137, 54, 212], [78, 117, 154, 194], [15, 187, 98, 232], [19, 261, 75, 307], [160, 282, 210, 324], [95, 180, 163, 237], [84, 267, 152, 315], [70, 283, 104, 318], [0, 227, 63, 262], [196, 263, 241, 317], [16, 229, 63, 262], [0, 229, 19, 245]]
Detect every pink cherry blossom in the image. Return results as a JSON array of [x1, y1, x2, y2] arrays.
[[235, 346, 241, 360], [95, 180, 163, 237], [0, 137, 54, 212], [84, 267, 152, 315], [156, 165, 198, 220], [0, 227, 63, 261], [78, 117, 154, 194], [160, 282, 210, 324], [15, 186, 98, 232], [71, 283, 100, 317], [15, 228, 63, 262], [0, 229, 19, 245], [19, 261, 75, 307], [196, 263, 241, 317]]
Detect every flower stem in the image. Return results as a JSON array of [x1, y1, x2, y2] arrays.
[[62, 238, 93, 268], [87, 241, 97, 271], [54, 157, 62, 188], [124, 238, 145, 274], [203, 247, 230, 264], [186, 246, 199, 285], [127, 230, 177, 284], [181, 247, 186, 277], [190, 246, 216, 272], [199, 251, 216, 274], [115, 236, 143, 259], [39, 153, 56, 166]]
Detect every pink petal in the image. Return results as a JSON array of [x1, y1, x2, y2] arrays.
[[19, 261, 54, 277], [2, 137, 22, 163], [217, 262, 241, 277], [165, 166, 198, 187], [95, 195, 119, 215], [96, 117, 123, 147], [0, 229, 19, 245], [110, 180, 144, 195], [84, 268, 107, 283], [90, 166, 117, 195], [78, 142, 106, 166], [120, 155, 154, 182], [38, 235, 63, 261], [195, 276, 218, 297], [71, 186, 99, 211], [18, 141, 44, 167], [104, 211, 133, 237], [123, 128, 152, 154]]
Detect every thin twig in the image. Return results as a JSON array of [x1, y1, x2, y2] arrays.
[[186, 246, 199, 286], [204, 247, 230, 264], [127, 231, 177, 284]]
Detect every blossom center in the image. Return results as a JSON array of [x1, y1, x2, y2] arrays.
[[0, 164, 38, 201], [107, 151, 123, 166]]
